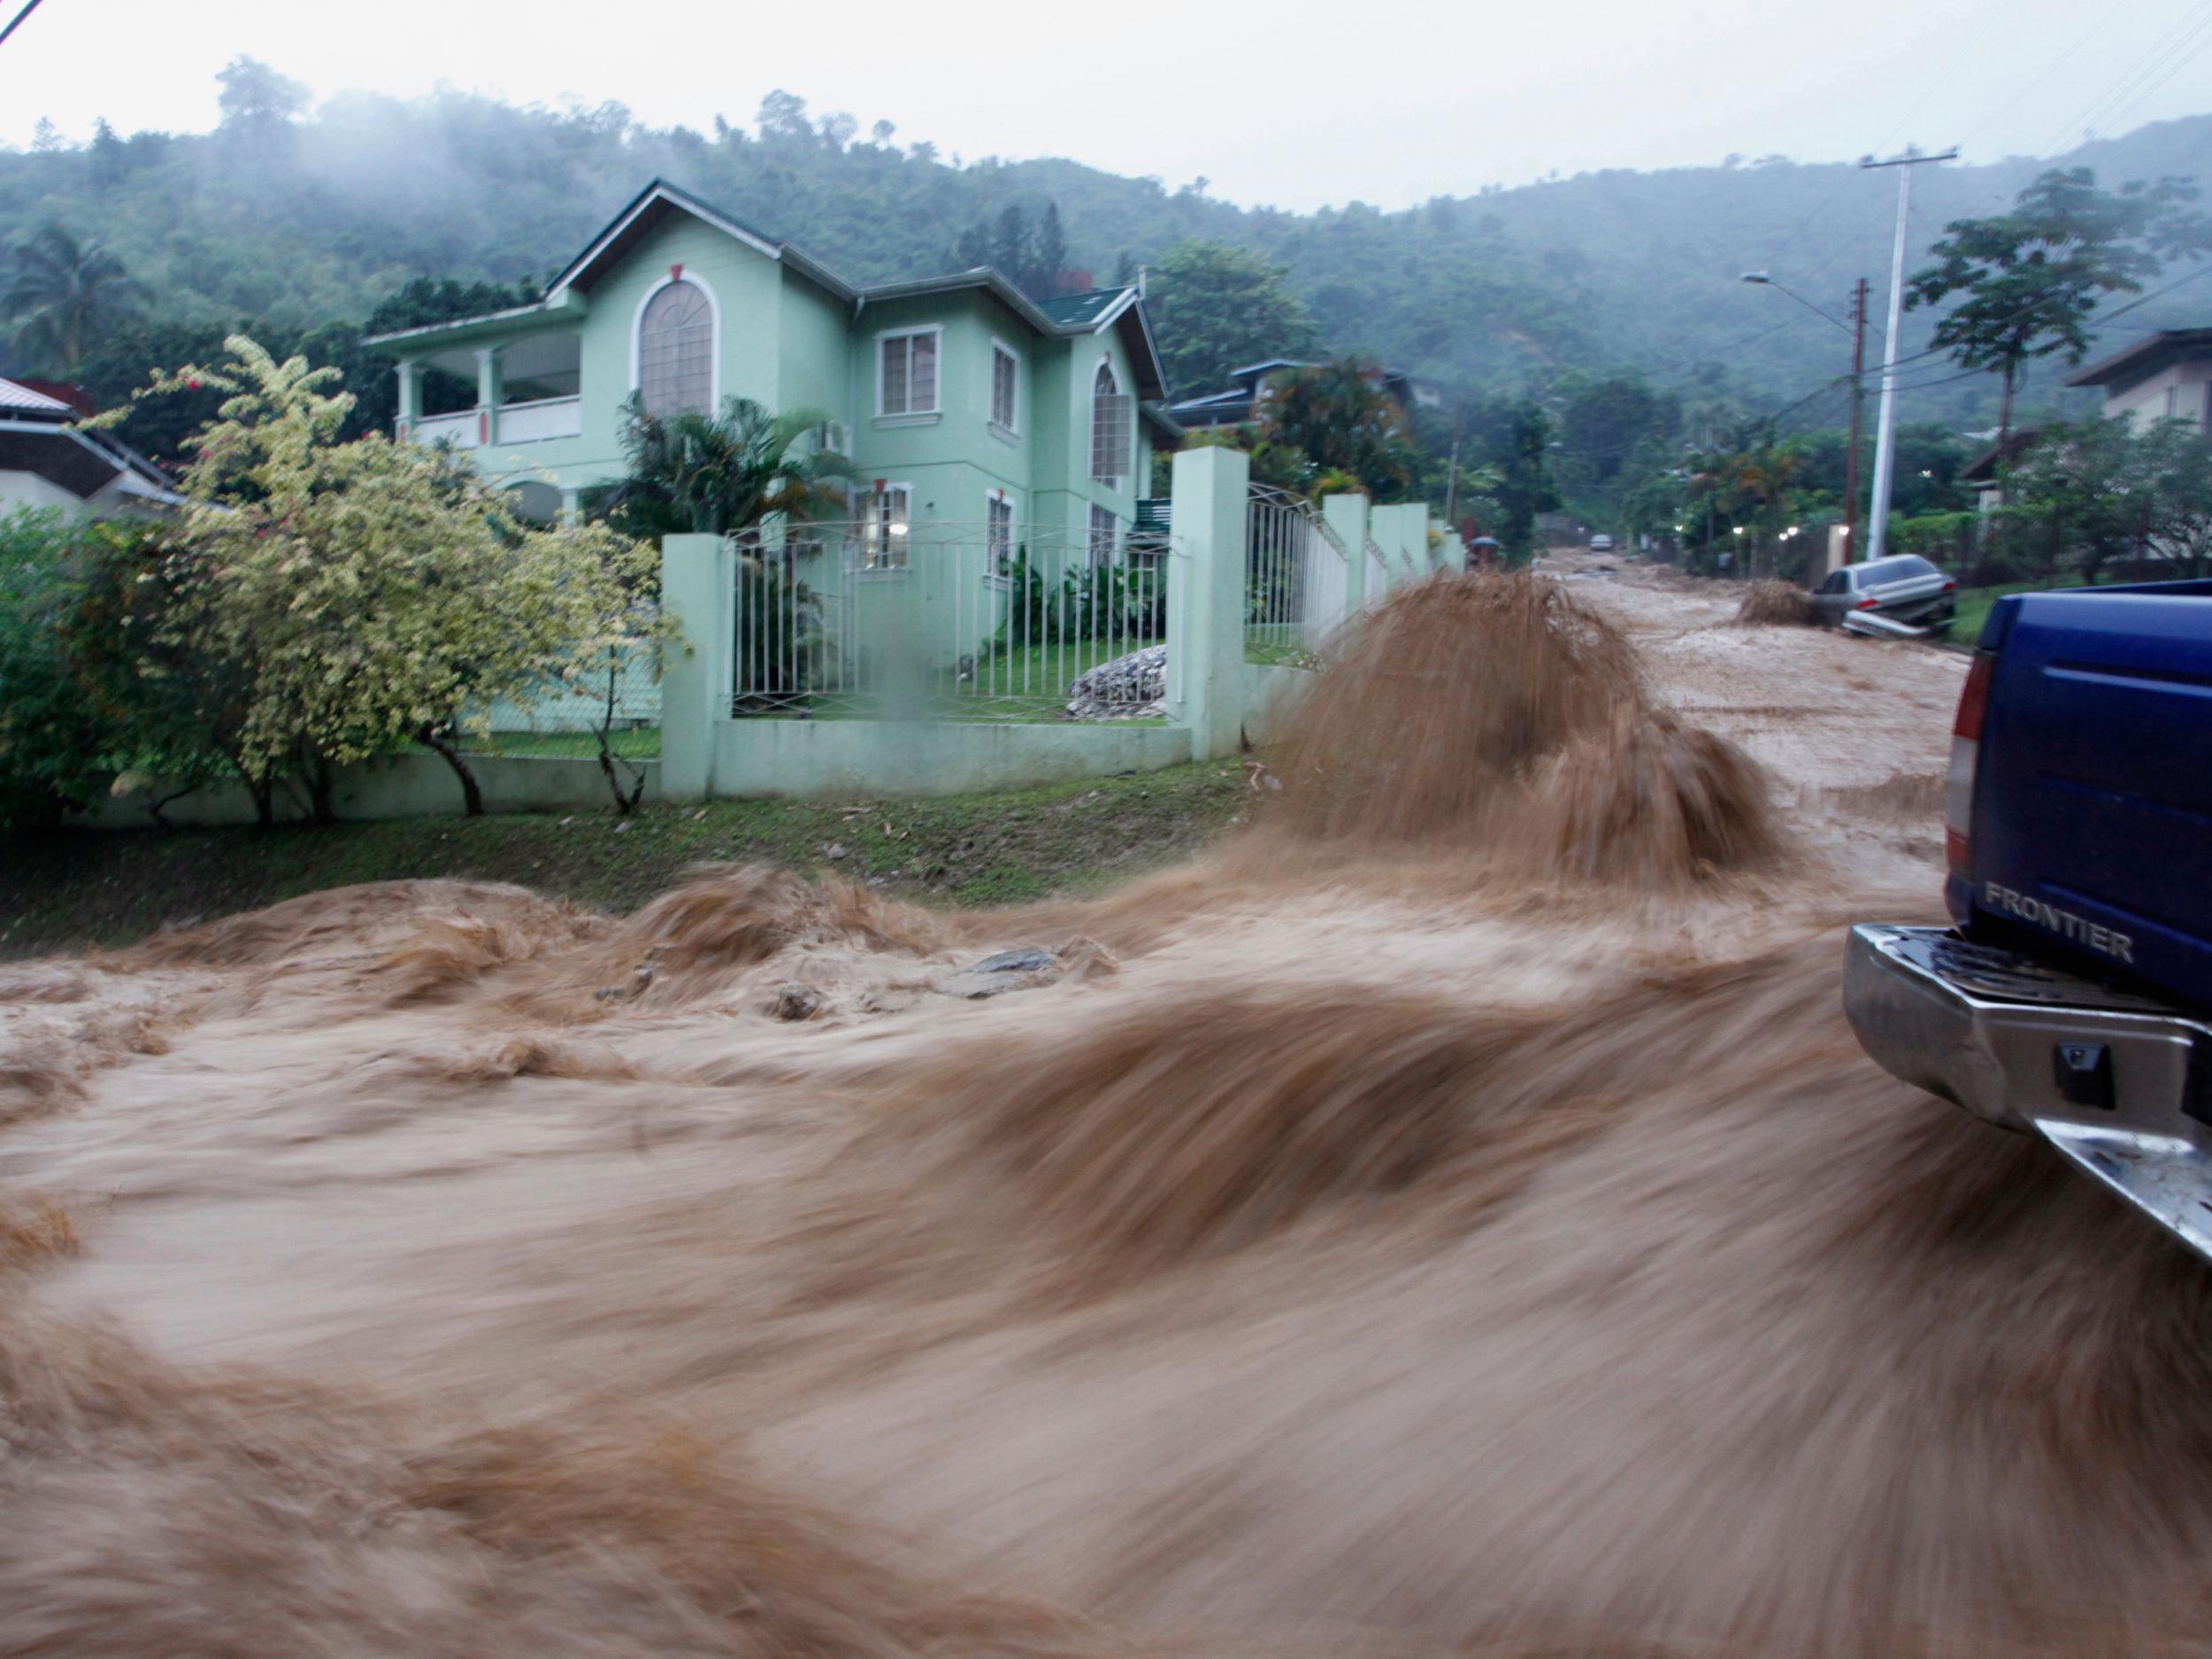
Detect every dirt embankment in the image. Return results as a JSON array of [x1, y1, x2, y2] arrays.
[[11, 569, 2177, 1659]]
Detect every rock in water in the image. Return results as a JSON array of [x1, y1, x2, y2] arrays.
[[933, 946, 1064, 1000], [1065, 644, 1167, 720]]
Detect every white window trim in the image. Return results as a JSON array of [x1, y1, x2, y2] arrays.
[[629, 271, 722, 412], [875, 325, 943, 418], [855, 480, 915, 575], [988, 336, 1021, 437]]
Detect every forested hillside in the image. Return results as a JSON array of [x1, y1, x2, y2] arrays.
[[4, 63, 2208, 426]]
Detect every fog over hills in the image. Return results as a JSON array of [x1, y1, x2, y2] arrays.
[[4, 81, 2208, 425]]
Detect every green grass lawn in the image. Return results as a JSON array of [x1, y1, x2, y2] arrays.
[[1947, 576, 2089, 649], [0, 761, 1250, 959], [475, 726, 662, 760]]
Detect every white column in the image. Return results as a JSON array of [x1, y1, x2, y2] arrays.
[[474, 347, 503, 449], [394, 359, 422, 439]]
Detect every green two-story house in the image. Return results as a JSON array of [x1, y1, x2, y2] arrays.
[[365, 179, 1177, 564]]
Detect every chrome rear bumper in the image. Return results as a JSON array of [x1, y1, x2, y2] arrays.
[[1845, 925, 2212, 1259]]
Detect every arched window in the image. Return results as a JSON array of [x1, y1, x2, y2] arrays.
[[638, 280, 713, 418], [1090, 361, 1129, 486]]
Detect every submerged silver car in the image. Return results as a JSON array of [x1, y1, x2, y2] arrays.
[[1811, 555, 1957, 635]]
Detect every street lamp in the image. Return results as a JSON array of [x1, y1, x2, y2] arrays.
[[1738, 273, 1859, 336], [1744, 269, 1873, 570]]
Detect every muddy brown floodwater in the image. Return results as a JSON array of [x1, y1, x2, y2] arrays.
[[5, 565, 2212, 1659]]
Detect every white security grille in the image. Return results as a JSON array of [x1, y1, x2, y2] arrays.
[[991, 344, 1018, 429], [639, 280, 712, 418], [858, 486, 911, 569], [1091, 364, 1131, 485]]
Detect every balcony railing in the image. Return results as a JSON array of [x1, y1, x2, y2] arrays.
[[400, 395, 580, 449], [497, 395, 582, 443], [410, 410, 479, 449]]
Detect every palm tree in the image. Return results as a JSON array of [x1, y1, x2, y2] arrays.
[[4, 224, 142, 375], [608, 395, 855, 537]]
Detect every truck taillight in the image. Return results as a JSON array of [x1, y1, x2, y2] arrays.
[[1946, 650, 1996, 872]]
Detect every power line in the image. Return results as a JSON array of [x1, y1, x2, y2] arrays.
[[2042, 0, 2212, 152], [0, 0, 46, 50], [1955, 0, 2138, 149], [2089, 18, 2212, 137]]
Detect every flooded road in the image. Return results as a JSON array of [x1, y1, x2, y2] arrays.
[[7, 565, 2208, 1658]]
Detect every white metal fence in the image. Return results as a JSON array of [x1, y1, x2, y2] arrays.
[[1244, 485, 1353, 664], [730, 519, 1173, 722]]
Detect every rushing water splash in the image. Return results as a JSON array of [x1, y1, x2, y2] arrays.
[[4, 568, 2206, 1658]]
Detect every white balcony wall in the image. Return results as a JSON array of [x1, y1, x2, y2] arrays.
[[411, 411, 479, 449], [497, 396, 582, 443]]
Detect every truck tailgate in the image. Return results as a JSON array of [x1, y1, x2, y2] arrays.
[[1971, 587, 2212, 1009]]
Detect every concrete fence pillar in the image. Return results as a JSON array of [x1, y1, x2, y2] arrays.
[[1441, 528, 1467, 573], [659, 533, 734, 802], [1371, 503, 1429, 586], [1168, 445, 1251, 760], [1322, 491, 1371, 615]]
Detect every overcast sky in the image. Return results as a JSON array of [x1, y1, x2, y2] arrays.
[[4, 0, 2208, 209]]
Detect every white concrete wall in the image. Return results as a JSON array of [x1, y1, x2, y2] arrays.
[[2106, 360, 2212, 427], [82, 755, 658, 829], [0, 470, 89, 513]]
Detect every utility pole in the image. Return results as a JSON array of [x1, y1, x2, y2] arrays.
[[1861, 145, 1957, 563], [1844, 277, 1869, 565], [1444, 406, 1464, 527]]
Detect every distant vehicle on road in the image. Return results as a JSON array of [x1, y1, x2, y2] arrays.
[[1588, 534, 1616, 552], [1845, 580, 2212, 1260], [1811, 554, 1956, 636]]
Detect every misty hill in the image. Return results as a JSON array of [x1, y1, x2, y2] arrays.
[[5, 81, 2208, 425]]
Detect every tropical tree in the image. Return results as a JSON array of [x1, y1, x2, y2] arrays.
[[606, 395, 856, 538], [4, 224, 142, 374], [1259, 359, 1423, 502], [2001, 416, 2212, 583], [0, 509, 232, 835], [1906, 168, 2210, 447], [1148, 240, 1320, 398], [98, 336, 661, 820], [1467, 396, 1562, 564]]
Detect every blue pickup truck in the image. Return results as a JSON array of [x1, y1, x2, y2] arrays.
[[1845, 580, 2212, 1258]]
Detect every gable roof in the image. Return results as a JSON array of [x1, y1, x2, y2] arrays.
[[545, 178, 857, 305], [1039, 289, 1133, 328], [2065, 327, 2212, 391], [0, 379, 180, 503], [0, 377, 75, 418], [365, 179, 1169, 398]]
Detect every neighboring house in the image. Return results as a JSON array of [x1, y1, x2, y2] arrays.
[[0, 377, 180, 517], [2064, 327, 2212, 432], [363, 179, 1180, 556], [1168, 359, 1439, 434], [1960, 426, 2045, 528]]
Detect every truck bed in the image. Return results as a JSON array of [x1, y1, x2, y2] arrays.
[[1955, 580, 2212, 1014]]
